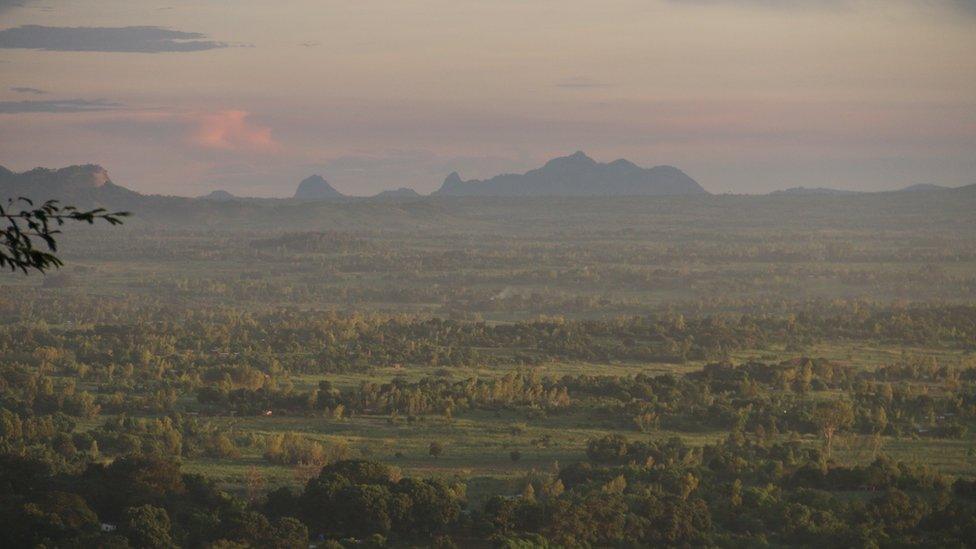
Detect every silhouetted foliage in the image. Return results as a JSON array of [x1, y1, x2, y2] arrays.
[[0, 198, 127, 273]]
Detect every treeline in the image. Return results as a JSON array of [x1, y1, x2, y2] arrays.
[[5, 340, 972, 464], [4, 433, 976, 547], [482, 434, 976, 547], [198, 372, 570, 418], [66, 226, 976, 268], [43, 218, 975, 316], [569, 356, 973, 440], [1, 303, 974, 378], [191, 357, 974, 444], [0, 453, 312, 548]]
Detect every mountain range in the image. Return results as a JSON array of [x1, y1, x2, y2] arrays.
[[0, 161, 973, 234], [1, 158, 968, 217], [433, 151, 706, 196]]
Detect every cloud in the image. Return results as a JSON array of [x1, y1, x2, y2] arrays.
[[0, 98, 122, 114], [190, 110, 278, 152], [68, 109, 279, 156], [10, 86, 46, 94], [0, 25, 228, 52]]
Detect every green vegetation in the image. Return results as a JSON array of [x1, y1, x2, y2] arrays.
[[1, 194, 974, 546]]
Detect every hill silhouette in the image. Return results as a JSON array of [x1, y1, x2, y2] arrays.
[[373, 187, 421, 199], [294, 175, 343, 200], [3, 163, 974, 232], [200, 189, 238, 201], [769, 187, 861, 196], [0, 164, 142, 207], [433, 152, 706, 196], [899, 183, 949, 192]]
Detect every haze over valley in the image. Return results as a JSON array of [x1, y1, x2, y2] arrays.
[[2, 1, 976, 548]]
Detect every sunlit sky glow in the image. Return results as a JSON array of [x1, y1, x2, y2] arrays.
[[1, 0, 974, 196]]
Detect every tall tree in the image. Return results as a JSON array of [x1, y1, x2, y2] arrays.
[[813, 400, 855, 459]]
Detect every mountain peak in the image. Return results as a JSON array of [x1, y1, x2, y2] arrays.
[[438, 172, 465, 193], [543, 151, 597, 170], [201, 189, 237, 201], [609, 158, 638, 169], [46, 164, 112, 188], [374, 187, 422, 199], [71, 164, 111, 187], [300, 174, 327, 185], [294, 175, 343, 200], [1, 163, 113, 191]]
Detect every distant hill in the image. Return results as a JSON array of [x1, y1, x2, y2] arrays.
[[294, 175, 343, 200], [1, 164, 110, 193], [4, 162, 973, 233], [433, 151, 706, 197], [200, 189, 238, 201], [373, 187, 422, 199], [0, 163, 142, 206], [770, 183, 956, 195], [898, 183, 949, 193], [770, 187, 862, 196], [0, 164, 458, 229]]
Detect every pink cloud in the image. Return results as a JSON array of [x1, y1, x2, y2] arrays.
[[190, 110, 278, 152]]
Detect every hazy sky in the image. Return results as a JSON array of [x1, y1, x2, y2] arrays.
[[1, 0, 974, 196]]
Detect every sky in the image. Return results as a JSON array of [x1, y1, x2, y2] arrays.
[[0, 0, 974, 196]]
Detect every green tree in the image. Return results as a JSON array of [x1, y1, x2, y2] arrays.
[[813, 400, 855, 459], [271, 517, 309, 549], [0, 198, 128, 273], [121, 504, 174, 549]]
